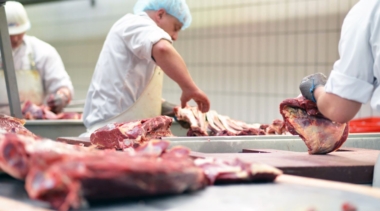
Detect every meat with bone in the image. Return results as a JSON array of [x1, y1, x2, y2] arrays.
[[0, 132, 92, 180], [280, 96, 349, 154], [0, 114, 37, 138], [90, 116, 174, 150], [174, 106, 285, 136]]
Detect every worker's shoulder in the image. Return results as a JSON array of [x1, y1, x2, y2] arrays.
[[25, 35, 57, 53]]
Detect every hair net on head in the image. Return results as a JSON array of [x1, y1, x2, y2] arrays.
[[133, 0, 192, 30]]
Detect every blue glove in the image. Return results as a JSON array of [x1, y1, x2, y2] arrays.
[[299, 73, 327, 103]]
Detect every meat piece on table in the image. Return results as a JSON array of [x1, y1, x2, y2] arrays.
[[90, 116, 174, 150], [0, 114, 37, 138], [0, 132, 92, 179], [25, 140, 208, 211], [280, 96, 349, 154]]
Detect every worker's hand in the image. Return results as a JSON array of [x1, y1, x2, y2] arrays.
[[299, 73, 327, 103], [180, 88, 210, 113], [46, 88, 71, 114]]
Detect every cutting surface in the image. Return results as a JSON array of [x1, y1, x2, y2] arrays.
[[0, 174, 380, 211], [191, 148, 380, 183]]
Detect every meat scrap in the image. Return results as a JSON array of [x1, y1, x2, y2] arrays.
[[0, 114, 37, 138], [22, 100, 82, 120], [174, 106, 287, 136], [90, 116, 174, 150], [280, 96, 349, 154]]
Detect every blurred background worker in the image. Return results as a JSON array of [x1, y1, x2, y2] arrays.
[[82, 0, 210, 135], [299, 0, 380, 123], [0, 1, 74, 115]]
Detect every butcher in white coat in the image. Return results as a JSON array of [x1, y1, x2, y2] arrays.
[[82, 0, 210, 134], [299, 0, 380, 123], [0, 1, 74, 114]]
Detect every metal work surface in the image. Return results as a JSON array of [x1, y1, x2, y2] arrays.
[[1, 174, 380, 211], [25, 121, 187, 140], [0, 3, 22, 118]]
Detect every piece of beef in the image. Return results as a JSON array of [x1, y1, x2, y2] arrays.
[[22, 100, 59, 120], [280, 96, 349, 154], [90, 116, 174, 150], [0, 132, 91, 179], [25, 141, 208, 211], [0, 114, 37, 138]]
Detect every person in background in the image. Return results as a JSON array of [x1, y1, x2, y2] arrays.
[[0, 1, 74, 115], [299, 0, 380, 123], [82, 0, 210, 135]]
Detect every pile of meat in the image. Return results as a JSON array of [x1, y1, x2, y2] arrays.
[[90, 116, 174, 150], [22, 100, 82, 120], [0, 114, 282, 211], [280, 96, 349, 154], [174, 106, 288, 136]]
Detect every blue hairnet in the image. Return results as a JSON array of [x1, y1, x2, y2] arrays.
[[133, 0, 192, 30]]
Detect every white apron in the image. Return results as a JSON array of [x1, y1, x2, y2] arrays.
[[0, 52, 44, 115], [82, 66, 164, 137]]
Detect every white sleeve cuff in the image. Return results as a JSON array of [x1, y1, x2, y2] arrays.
[[325, 70, 373, 104]]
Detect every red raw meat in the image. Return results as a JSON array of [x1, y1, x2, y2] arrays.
[[0, 132, 92, 179], [280, 96, 349, 154], [22, 100, 82, 120], [0, 114, 37, 138], [90, 116, 174, 150]]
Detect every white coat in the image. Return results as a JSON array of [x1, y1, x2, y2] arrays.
[[325, 0, 380, 111], [82, 12, 172, 129]]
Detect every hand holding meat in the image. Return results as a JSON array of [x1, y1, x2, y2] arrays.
[[299, 73, 327, 103], [181, 87, 210, 113], [46, 88, 71, 113]]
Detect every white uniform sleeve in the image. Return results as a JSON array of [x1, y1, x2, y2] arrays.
[[32, 38, 74, 98], [325, 1, 376, 104], [121, 18, 172, 61]]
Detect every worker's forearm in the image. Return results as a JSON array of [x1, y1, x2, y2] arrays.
[[152, 40, 197, 91], [314, 87, 361, 123]]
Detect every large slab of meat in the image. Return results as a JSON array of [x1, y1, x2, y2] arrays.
[[280, 97, 349, 154], [90, 116, 174, 150], [25, 140, 282, 211], [174, 106, 288, 136]]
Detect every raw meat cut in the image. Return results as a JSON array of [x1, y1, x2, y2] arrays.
[[90, 116, 174, 150], [280, 96, 349, 154], [174, 106, 287, 136], [22, 100, 82, 120], [25, 140, 208, 211], [25, 139, 282, 211], [0, 132, 91, 179], [0, 114, 37, 138]]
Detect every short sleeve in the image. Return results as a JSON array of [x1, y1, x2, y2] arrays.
[[325, 1, 376, 104], [121, 16, 172, 61]]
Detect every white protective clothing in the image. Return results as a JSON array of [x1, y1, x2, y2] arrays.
[[82, 12, 172, 129], [133, 0, 192, 30], [4, 1, 31, 35], [325, 0, 380, 111], [0, 35, 74, 111]]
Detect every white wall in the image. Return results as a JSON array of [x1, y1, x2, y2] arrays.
[[24, 0, 379, 124]]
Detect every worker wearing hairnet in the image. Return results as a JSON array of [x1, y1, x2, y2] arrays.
[[0, 1, 74, 114], [82, 0, 210, 134], [299, 0, 380, 123]]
